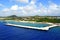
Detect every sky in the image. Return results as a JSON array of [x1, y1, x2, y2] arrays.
[[0, 0, 60, 16]]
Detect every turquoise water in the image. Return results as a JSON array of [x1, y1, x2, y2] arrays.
[[6, 21, 50, 27], [0, 22, 60, 40]]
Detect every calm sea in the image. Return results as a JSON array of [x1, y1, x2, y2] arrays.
[[0, 22, 60, 40]]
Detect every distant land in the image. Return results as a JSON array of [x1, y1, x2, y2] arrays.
[[0, 15, 60, 23]]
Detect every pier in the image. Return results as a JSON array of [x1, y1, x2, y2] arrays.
[[6, 23, 58, 31]]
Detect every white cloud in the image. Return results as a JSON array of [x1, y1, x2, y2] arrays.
[[10, 5, 18, 10], [17, 0, 29, 3], [2, 8, 10, 12], [18, 0, 42, 16], [10, 0, 29, 3], [48, 2, 60, 16], [48, 3, 58, 10], [1, 0, 60, 16]]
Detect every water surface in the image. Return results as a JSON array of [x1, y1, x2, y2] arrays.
[[0, 22, 60, 40], [7, 21, 50, 27]]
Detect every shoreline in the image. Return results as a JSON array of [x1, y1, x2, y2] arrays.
[[5, 20, 60, 26], [5, 20, 59, 31], [5, 20, 53, 24]]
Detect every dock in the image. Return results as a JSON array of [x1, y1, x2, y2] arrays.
[[6, 23, 58, 31]]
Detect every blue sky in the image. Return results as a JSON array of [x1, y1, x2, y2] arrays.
[[0, 0, 60, 16]]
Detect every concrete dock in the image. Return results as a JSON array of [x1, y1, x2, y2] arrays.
[[6, 23, 58, 31]]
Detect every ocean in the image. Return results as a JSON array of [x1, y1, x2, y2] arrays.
[[0, 22, 60, 40]]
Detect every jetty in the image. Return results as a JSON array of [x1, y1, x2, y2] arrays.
[[6, 23, 58, 31]]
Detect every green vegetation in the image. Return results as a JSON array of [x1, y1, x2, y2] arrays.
[[36, 18, 60, 23], [0, 15, 60, 23]]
